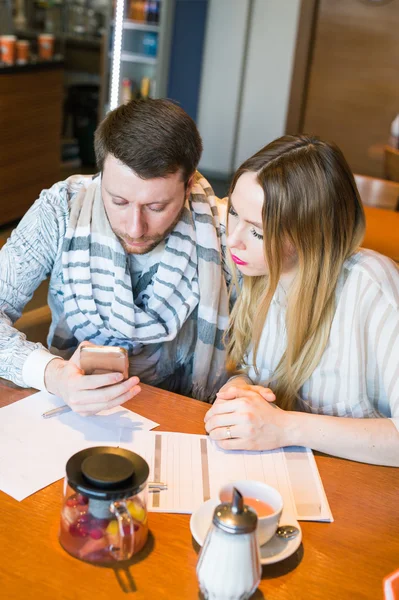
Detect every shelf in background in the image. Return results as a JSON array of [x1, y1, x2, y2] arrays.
[[0, 58, 64, 75], [109, 52, 157, 65], [111, 20, 159, 33], [15, 29, 102, 49]]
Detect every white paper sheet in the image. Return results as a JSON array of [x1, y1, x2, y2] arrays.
[[0, 391, 159, 501], [121, 431, 333, 522]]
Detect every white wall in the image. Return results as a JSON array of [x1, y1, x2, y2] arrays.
[[197, 0, 251, 177], [234, 0, 301, 169], [197, 0, 301, 177]]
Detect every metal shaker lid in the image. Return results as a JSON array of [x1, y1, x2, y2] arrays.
[[212, 488, 258, 534]]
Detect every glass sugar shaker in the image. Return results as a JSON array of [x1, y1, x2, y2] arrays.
[[196, 488, 261, 600]]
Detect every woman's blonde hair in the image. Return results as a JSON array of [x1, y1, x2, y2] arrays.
[[226, 135, 365, 410]]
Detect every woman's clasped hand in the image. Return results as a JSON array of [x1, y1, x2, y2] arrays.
[[204, 381, 286, 451]]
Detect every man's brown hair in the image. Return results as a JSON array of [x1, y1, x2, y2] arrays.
[[94, 99, 203, 184]]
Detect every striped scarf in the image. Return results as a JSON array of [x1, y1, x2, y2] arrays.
[[53, 173, 229, 401]]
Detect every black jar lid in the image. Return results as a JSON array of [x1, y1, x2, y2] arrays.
[[66, 447, 149, 501]]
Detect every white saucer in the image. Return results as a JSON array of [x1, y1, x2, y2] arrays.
[[190, 499, 302, 566]]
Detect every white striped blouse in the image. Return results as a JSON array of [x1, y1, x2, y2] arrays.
[[247, 249, 399, 431]]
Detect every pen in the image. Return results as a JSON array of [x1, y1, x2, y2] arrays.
[[42, 404, 72, 419]]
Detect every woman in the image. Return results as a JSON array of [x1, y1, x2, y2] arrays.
[[205, 135, 399, 466]]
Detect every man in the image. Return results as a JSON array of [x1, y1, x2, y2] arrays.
[[0, 99, 229, 414]]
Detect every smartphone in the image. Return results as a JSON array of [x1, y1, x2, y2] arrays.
[[80, 346, 129, 380]]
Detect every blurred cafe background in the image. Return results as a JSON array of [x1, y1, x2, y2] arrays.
[[0, 0, 398, 339]]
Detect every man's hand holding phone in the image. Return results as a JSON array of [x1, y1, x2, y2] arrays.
[[44, 342, 141, 416]]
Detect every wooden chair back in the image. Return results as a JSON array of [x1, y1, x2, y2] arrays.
[[362, 206, 399, 263], [354, 174, 399, 211], [384, 145, 399, 183]]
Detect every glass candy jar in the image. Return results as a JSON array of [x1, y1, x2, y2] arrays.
[[196, 488, 261, 600], [59, 447, 149, 564]]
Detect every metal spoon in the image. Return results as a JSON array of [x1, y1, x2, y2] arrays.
[[276, 525, 300, 540]]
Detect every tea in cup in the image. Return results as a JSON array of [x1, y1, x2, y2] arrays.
[[219, 480, 283, 546]]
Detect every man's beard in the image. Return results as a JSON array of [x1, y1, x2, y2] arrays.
[[114, 205, 185, 255]]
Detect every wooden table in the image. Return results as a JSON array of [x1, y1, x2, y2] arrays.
[[0, 379, 398, 600]]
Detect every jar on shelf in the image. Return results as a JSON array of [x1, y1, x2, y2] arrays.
[[142, 31, 157, 57], [129, 0, 146, 22]]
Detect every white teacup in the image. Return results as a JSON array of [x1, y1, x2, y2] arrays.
[[219, 480, 283, 546]]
